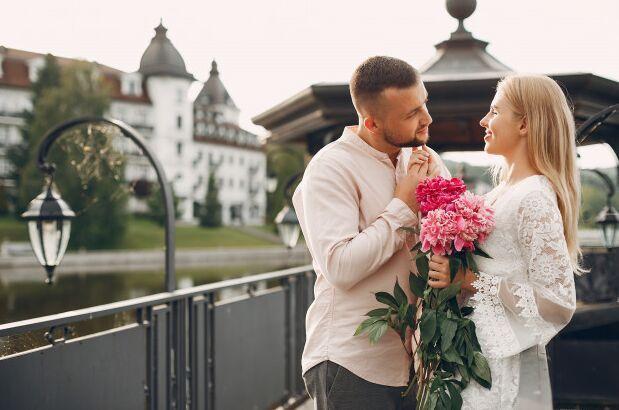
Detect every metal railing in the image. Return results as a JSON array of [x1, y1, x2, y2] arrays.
[[0, 265, 315, 410]]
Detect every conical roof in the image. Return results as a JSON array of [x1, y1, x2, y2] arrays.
[[195, 60, 237, 107], [139, 21, 194, 80]]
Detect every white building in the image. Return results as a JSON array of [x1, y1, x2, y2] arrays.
[[0, 23, 266, 225]]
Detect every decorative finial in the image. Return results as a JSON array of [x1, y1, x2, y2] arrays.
[[446, 0, 476, 34], [210, 60, 219, 75], [155, 19, 167, 37]]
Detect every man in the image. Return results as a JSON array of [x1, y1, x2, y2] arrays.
[[294, 56, 450, 409]]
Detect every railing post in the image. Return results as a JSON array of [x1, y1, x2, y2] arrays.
[[205, 293, 216, 410]]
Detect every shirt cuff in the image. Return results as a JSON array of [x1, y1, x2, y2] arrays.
[[385, 198, 418, 227]]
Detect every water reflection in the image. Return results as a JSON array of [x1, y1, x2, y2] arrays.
[[0, 263, 293, 324]]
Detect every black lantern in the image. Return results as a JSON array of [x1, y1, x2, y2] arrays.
[[21, 178, 75, 284], [596, 205, 619, 249], [274, 205, 300, 249]]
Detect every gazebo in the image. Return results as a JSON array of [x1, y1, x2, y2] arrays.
[[253, 1, 619, 407], [253, 0, 618, 155]]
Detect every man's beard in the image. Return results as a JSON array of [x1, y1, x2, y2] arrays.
[[383, 128, 427, 148]]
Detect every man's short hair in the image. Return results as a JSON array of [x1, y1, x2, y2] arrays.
[[350, 56, 419, 114]]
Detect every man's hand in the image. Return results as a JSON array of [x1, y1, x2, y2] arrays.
[[395, 149, 430, 213], [422, 145, 441, 178]]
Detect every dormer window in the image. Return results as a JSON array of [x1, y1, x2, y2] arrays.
[[121, 73, 143, 96], [28, 57, 45, 82]]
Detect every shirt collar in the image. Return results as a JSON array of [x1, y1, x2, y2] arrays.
[[341, 126, 406, 166]]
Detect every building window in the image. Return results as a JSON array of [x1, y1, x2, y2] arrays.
[[240, 156, 244, 166], [229, 178, 234, 188], [240, 180, 245, 189], [177, 89, 184, 103], [228, 155, 233, 164], [177, 115, 182, 129], [177, 142, 183, 156]]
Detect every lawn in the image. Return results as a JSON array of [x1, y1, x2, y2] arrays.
[[0, 216, 276, 250]]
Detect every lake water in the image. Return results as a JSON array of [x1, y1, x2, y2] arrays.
[[0, 263, 295, 324]]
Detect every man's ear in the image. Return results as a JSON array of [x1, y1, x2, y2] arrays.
[[519, 115, 528, 137], [364, 116, 379, 134]]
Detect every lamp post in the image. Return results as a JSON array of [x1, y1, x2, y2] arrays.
[[266, 146, 304, 247], [22, 117, 177, 291], [577, 104, 619, 250], [274, 172, 302, 249]]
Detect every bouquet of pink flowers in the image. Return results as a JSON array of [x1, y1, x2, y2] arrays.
[[356, 176, 495, 409]]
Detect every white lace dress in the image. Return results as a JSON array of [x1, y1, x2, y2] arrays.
[[460, 175, 577, 409]]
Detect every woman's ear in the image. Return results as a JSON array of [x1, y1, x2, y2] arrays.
[[519, 115, 528, 137]]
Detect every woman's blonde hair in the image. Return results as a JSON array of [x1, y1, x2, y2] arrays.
[[491, 74, 584, 273]]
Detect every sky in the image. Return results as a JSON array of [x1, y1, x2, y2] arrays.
[[2, 0, 618, 167]]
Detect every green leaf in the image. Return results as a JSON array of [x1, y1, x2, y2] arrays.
[[440, 319, 458, 352], [409, 272, 427, 298], [354, 316, 382, 336], [446, 381, 463, 410], [471, 351, 492, 389], [427, 392, 439, 410], [465, 252, 478, 274], [438, 388, 450, 410], [466, 321, 482, 351], [448, 257, 461, 282], [405, 304, 416, 328], [368, 320, 389, 345], [473, 244, 492, 259], [394, 279, 407, 306], [375, 292, 399, 310], [460, 306, 474, 317], [457, 364, 470, 387], [419, 310, 437, 344], [416, 255, 430, 278], [442, 345, 464, 365], [366, 308, 389, 317], [437, 282, 462, 306]]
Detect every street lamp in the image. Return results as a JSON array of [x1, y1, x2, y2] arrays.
[[274, 205, 300, 249], [274, 172, 302, 248], [21, 174, 75, 284], [596, 204, 619, 249], [577, 104, 619, 249], [22, 117, 177, 290]]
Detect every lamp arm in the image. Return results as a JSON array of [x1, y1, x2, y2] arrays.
[[35, 116, 177, 292]]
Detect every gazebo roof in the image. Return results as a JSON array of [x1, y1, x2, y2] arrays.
[[253, 0, 619, 154]]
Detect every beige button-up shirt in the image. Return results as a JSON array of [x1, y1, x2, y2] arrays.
[[294, 126, 449, 387]]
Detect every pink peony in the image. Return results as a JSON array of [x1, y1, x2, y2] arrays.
[[419, 209, 459, 256], [419, 191, 495, 255], [416, 177, 467, 215]]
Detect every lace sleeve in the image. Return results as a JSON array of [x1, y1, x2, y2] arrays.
[[470, 190, 576, 354]]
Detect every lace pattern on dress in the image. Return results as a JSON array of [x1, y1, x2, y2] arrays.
[[470, 272, 518, 358]]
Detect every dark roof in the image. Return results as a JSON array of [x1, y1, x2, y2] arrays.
[[0, 47, 151, 104], [194, 61, 237, 108], [138, 22, 194, 81]]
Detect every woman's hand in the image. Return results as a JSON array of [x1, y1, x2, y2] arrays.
[[428, 254, 451, 289], [428, 254, 477, 291]]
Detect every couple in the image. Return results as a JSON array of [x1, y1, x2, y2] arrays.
[[293, 56, 578, 409]]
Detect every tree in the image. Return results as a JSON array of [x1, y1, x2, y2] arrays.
[[17, 61, 129, 250], [200, 172, 222, 227], [146, 183, 181, 226], [7, 54, 61, 212], [0, 183, 9, 216]]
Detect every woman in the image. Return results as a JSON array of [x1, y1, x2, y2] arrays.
[[427, 74, 580, 409]]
